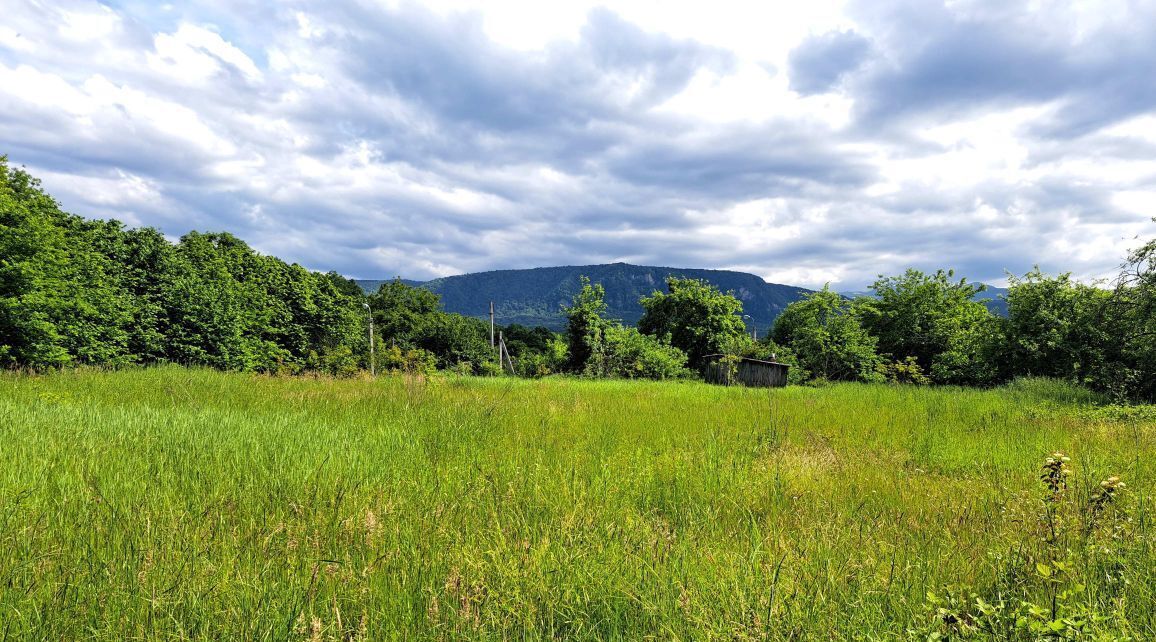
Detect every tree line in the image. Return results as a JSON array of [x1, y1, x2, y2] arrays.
[[554, 236, 1156, 403], [0, 157, 539, 376], [3, 157, 1154, 401], [768, 258, 1156, 402]]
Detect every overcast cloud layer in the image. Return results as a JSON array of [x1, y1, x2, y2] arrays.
[[3, 0, 1155, 287]]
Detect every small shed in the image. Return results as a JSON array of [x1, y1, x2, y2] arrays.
[[703, 355, 790, 388]]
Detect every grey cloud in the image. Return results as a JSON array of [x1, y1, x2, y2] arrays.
[[788, 30, 872, 95], [0, 0, 1152, 288], [599, 121, 877, 208], [846, 0, 1156, 137], [321, 4, 732, 137]]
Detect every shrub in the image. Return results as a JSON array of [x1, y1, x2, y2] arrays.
[[638, 277, 747, 370], [514, 337, 568, 378], [876, 356, 931, 385], [317, 345, 361, 378], [586, 324, 691, 380], [772, 286, 883, 383], [379, 345, 437, 376]]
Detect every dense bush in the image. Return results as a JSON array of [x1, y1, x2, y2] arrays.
[[0, 158, 545, 378], [565, 276, 690, 379], [638, 277, 747, 370], [856, 269, 1001, 386], [770, 287, 883, 383], [587, 324, 690, 380]]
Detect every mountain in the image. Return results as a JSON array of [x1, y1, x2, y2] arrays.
[[973, 286, 1009, 315], [355, 263, 813, 334], [351, 278, 425, 292]]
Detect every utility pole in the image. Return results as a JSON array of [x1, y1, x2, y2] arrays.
[[363, 302, 375, 377], [489, 301, 495, 348]]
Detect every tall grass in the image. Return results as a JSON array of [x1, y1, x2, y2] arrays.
[[0, 368, 1152, 640]]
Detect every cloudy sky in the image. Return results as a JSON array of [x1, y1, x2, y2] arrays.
[[3, 0, 1155, 288]]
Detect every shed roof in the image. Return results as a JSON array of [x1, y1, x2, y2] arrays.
[[702, 354, 790, 368]]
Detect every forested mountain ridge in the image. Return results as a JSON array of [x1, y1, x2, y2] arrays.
[[350, 278, 425, 292], [357, 263, 814, 333]]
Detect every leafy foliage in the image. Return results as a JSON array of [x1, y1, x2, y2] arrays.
[[0, 162, 134, 367], [564, 276, 690, 379], [502, 324, 568, 377], [564, 276, 609, 373], [1004, 269, 1115, 387], [1, 158, 364, 374], [875, 356, 931, 385], [858, 269, 1000, 385], [586, 324, 690, 380], [1109, 228, 1156, 401], [3, 158, 1155, 398], [767, 246, 1156, 401], [363, 279, 577, 376], [771, 286, 883, 383], [638, 277, 747, 370]]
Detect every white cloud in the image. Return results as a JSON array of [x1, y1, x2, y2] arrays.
[[0, 0, 1152, 289], [58, 5, 122, 43], [148, 23, 262, 82]]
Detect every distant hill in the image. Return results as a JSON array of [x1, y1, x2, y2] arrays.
[[974, 286, 1009, 315], [353, 278, 426, 292], [355, 263, 813, 333]]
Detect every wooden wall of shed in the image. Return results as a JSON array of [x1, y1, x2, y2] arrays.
[[704, 360, 788, 387]]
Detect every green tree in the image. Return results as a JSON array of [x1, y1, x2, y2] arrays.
[[1, 160, 371, 373], [0, 159, 71, 366], [420, 313, 493, 372], [1003, 268, 1114, 385], [771, 286, 882, 382], [638, 277, 746, 370], [512, 335, 569, 377], [564, 276, 689, 379], [367, 279, 442, 345], [0, 158, 133, 367], [1109, 224, 1156, 401], [858, 269, 999, 385], [162, 232, 277, 370], [564, 276, 609, 372], [367, 279, 495, 374], [90, 225, 181, 363], [501, 324, 568, 377]]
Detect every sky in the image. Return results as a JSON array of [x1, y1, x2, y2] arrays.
[[3, 0, 1155, 288]]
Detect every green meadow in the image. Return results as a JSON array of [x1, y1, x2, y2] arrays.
[[1, 368, 1153, 640]]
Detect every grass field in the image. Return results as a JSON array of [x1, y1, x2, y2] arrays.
[[1, 368, 1154, 640]]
